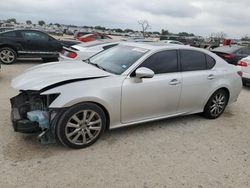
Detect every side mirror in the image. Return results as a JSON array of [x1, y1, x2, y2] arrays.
[[135, 67, 154, 79]]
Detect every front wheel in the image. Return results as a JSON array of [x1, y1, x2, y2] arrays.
[[203, 89, 229, 119], [56, 103, 106, 149], [0, 47, 17, 64]]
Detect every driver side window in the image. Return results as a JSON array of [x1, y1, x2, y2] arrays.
[[137, 50, 178, 74], [21, 31, 49, 41]]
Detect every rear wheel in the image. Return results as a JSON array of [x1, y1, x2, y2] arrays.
[[203, 89, 228, 119], [0, 47, 17, 64], [56, 103, 106, 149]]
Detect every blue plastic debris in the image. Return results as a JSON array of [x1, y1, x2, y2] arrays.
[[27, 110, 49, 129]]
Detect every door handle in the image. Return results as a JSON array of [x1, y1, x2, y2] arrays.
[[169, 79, 181, 85], [207, 74, 215, 80]]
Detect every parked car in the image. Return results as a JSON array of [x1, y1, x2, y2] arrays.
[[10, 43, 242, 149], [78, 33, 112, 43], [237, 56, 250, 86], [0, 29, 80, 64], [60, 40, 120, 61], [0, 27, 14, 33], [0, 29, 63, 64], [74, 31, 91, 39], [159, 40, 184, 45], [212, 45, 250, 65]]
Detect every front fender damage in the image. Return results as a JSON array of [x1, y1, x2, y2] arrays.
[[10, 91, 63, 144], [10, 76, 108, 144]]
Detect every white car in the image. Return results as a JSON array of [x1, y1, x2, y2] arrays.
[[11, 42, 242, 149], [238, 56, 250, 86], [59, 40, 120, 61]]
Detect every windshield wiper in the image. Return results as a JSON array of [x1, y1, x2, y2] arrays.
[[86, 59, 108, 72]]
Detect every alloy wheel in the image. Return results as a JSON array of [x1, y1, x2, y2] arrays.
[[65, 110, 102, 145], [0, 49, 15, 64], [209, 92, 226, 117]]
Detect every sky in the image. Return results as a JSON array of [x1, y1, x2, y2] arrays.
[[0, 0, 249, 38]]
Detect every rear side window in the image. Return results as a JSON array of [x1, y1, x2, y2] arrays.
[[138, 50, 178, 74], [1, 31, 17, 37], [206, 55, 216, 69], [181, 50, 206, 71]]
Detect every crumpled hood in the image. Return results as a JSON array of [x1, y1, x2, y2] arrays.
[[11, 61, 112, 91]]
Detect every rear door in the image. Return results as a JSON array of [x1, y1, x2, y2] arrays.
[[121, 50, 182, 123], [178, 50, 216, 113]]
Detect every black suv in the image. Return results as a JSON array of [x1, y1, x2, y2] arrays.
[[0, 29, 63, 64]]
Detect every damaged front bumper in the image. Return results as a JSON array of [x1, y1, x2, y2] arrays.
[[10, 91, 60, 144]]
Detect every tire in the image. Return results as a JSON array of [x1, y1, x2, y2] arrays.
[[0, 47, 17, 64], [56, 103, 107, 149], [203, 89, 229, 119]]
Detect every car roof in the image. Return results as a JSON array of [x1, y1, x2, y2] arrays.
[[0, 29, 48, 34], [119, 42, 218, 58], [120, 41, 193, 50], [212, 45, 245, 53]]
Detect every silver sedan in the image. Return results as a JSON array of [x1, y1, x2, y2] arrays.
[[11, 42, 242, 149]]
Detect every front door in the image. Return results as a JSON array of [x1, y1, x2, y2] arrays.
[[19, 30, 50, 52], [121, 50, 182, 123]]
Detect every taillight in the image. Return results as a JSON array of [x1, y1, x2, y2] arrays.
[[67, 52, 77, 58], [237, 60, 248, 67], [237, 71, 243, 77], [224, 54, 234, 59]]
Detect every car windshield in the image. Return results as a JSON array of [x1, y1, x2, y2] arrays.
[[88, 45, 148, 74]]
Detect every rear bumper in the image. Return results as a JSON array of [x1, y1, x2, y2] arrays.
[[242, 70, 250, 85]]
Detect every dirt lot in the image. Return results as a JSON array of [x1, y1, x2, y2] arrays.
[[0, 60, 250, 188]]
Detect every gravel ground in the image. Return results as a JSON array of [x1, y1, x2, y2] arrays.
[[0, 60, 250, 188]]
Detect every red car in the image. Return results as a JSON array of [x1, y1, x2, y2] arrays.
[[78, 33, 112, 42]]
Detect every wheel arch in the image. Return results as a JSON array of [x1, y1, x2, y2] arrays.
[[0, 44, 18, 55], [89, 101, 110, 131], [219, 87, 230, 101], [203, 86, 230, 110], [52, 100, 111, 131]]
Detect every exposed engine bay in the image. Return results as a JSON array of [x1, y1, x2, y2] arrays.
[[10, 91, 60, 143]]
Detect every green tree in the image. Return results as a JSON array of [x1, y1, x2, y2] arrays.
[[7, 18, 17, 24], [124, 29, 134, 33], [94, 26, 106, 30], [178, 32, 195, 37], [153, 31, 160, 35], [242, 35, 250, 41], [54, 23, 61, 27], [161, 29, 169, 35], [26, 20, 32, 25], [113, 28, 123, 33], [38, 20, 46, 26]]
